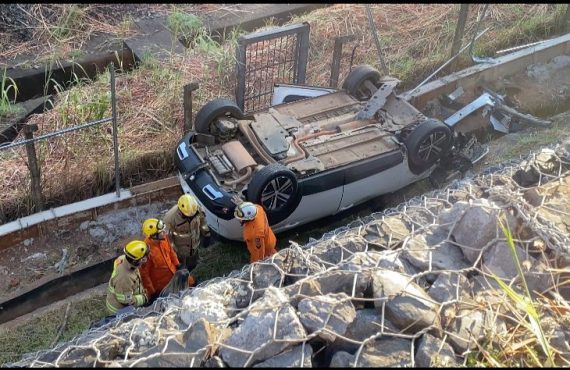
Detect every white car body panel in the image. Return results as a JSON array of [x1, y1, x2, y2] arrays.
[[338, 161, 428, 211], [271, 186, 344, 232], [271, 84, 337, 106]]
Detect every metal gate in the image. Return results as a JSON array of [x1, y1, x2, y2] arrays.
[[235, 22, 310, 113]]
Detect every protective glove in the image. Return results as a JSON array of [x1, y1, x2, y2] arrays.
[[230, 194, 244, 206]]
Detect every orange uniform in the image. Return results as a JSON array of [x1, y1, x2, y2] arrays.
[[139, 235, 179, 298], [242, 205, 277, 263]]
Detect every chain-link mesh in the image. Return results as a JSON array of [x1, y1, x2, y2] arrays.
[[7, 139, 570, 368]]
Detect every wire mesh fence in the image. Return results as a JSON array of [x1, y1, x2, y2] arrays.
[[7, 138, 570, 367], [235, 23, 310, 113]]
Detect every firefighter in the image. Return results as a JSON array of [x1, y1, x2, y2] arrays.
[[234, 201, 277, 263], [163, 194, 211, 272], [105, 240, 149, 315], [139, 218, 195, 303]]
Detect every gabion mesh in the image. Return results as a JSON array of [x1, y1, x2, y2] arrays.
[[7, 139, 570, 368]]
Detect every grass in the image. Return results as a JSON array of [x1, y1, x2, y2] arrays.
[[50, 5, 86, 41], [0, 67, 21, 119], [0, 295, 107, 366], [481, 116, 569, 167], [466, 216, 557, 367]]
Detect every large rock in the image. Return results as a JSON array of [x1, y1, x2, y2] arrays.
[[403, 235, 470, 272], [415, 334, 458, 367], [437, 201, 470, 232], [281, 247, 326, 285], [525, 260, 560, 298], [447, 309, 487, 353], [481, 241, 535, 280], [428, 272, 471, 303], [179, 295, 229, 327], [314, 270, 372, 299], [362, 215, 411, 249], [219, 288, 306, 367], [298, 293, 356, 342], [451, 199, 501, 264], [133, 353, 201, 367], [371, 270, 441, 333], [339, 251, 417, 276], [330, 337, 412, 367], [183, 318, 223, 353], [333, 308, 400, 353], [253, 344, 313, 367], [312, 235, 368, 264]]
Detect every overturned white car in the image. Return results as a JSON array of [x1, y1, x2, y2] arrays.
[[175, 65, 475, 240]]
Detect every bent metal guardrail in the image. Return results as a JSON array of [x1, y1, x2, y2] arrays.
[[0, 63, 122, 212]]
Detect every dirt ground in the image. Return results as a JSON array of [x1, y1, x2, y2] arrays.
[[0, 200, 175, 301], [0, 4, 209, 65]]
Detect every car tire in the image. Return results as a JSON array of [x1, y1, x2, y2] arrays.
[[246, 163, 301, 225], [194, 98, 243, 135], [405, 119, 452, 173], [342, 64, 382, 100]]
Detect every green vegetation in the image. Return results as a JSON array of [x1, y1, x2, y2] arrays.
[[464, 216, 555, 367], [0, 296, 107, 366], [167, 10, 203, 46], [0, 68, 21, 119], [51, 5, 86, 41]]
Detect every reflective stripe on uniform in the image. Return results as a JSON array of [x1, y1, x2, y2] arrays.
[[108, 284, 131, 304], [106, 297, 120, 314]]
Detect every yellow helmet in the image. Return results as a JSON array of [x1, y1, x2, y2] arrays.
[[124, 240, 149, 261], [178, 194, 198, 217], [142, 218, 164, 238]]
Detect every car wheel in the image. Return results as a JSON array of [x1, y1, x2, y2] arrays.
[[246, 163, 301, 224], [405, 119, 452, 173], [342, 64, 382, 100], [194, 98, 243, 136]]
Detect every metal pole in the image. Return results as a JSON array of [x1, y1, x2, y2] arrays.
[[450, 4, 470, 58], [23, 124, 43, 211], [365, 4, 389, 76], [109, 63, 121, 198], [183, 82, 199, 133], [235, 38, 247, 111], [0, 117, 111, 151], [563, 4, 570, 32], [329, 34, 356, 88], [330, 37, 344, 88], [468, 4, 489, 59], [410, 27, 490, 94]]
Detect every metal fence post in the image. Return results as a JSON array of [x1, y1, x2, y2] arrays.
[[109, 63, 121, 198], [562, 4, 570, 32], [329, 34, 356, 88], [450, 4, 470, 60], [365, 5, 389, 76], [183, 82, 199, 133], [235, 39, 247, 111], [295, 22, 310, 84], [23, 124, 43, 211]]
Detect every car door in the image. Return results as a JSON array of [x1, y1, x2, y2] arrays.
[[272, 170, 344, 232], [338, 150, 408, 213]]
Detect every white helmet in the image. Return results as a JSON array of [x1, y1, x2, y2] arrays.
[[234, 202, 258, 221]]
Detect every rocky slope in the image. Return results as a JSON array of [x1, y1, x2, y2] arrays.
[[7, 138, 570, 368]]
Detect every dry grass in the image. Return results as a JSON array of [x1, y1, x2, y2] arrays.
[[0, 4, 566, 222]]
